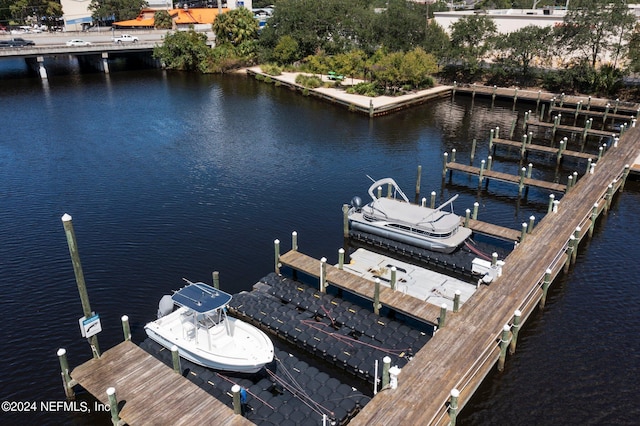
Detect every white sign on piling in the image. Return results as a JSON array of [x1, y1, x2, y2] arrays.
[[79, 313, 102, 338]]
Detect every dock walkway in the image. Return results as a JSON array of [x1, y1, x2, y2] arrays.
[[490, 137, 594, 161], [444, 162, 568, 193], [453, 84, 640, 114], [526, 118, 618, 138], [70, 340, 250, 425], [350, 127, 640, 425]]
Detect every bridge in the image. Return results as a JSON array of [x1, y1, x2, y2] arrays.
[[0, 42, 159, 78]]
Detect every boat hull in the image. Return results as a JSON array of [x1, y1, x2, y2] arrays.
[[144, 308, 274, 374], [349, 214, 471, 254]]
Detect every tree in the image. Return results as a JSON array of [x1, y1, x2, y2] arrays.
[[8, 0, 62, 26], [272, 35, 299, 65], [449, 15, 497, 78], [399, 47, 438, 89], [628, 23, 640, 73], [371, 0, 429, 53], [259, 0, 375, 58], [88, 0, 147, 23], [558, 0, 636, 69], [153, 29, 210, 72], [494, 25, 553, 84], [154, 10, 172, 30], [213, 7, 260, 47]]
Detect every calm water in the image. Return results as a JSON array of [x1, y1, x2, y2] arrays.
[[0, 60, 638, 425]]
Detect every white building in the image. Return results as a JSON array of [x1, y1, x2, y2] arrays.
[[434, 5, 640, 35]]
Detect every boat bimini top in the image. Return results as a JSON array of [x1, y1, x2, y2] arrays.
[[172, 280, 232, 314]]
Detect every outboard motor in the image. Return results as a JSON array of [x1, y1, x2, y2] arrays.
[[350, 196, 363, 212], [157, 295, 174, 319]]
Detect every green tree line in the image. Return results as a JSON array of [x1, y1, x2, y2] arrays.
[[154, 0, 640, 98]]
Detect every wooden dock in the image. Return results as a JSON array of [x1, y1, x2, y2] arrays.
[[526, 118, 618, 138], [279, 250, 442, 324], [444, 162, 567, 193], [453, 84, 640, 115], [490, 137, 594, 161], [350, 127, 640, 426], [549, 105, 638, 123], [70, 340, 251, 426], [463, 218, 521, 242]]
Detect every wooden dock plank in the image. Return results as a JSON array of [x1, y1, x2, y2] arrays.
[[350, 127, 640, 425], [453, 85, 640, 115], [70, 341, 252, 426], [549, 105, 638, 121], [492, 137, 594, 160], [463, 218, 521, 242], [526, 118, 618, 137], [446, 162, 567, 192]]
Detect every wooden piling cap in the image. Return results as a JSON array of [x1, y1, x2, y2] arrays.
[[57, 348, 66, 356], [61, 213, 72, 222]]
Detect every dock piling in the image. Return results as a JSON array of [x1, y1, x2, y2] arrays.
[[121, 315, 131, 341], [453, 290, 461, 313], [478, 160, 485, 187], [465, 209, 470, 227], [528, 216, 535, 233], [498, 324, 511, 371], [232, 384, 242, 415], [470, 138, 477, 163], [547, 194, 555, 214], [292, 231, 298, 252], [442, 153, 449, 178], [342, 204, 349, 238], [390, 266, 397, 291], [415, 165, 422, 200], [565, 236, 575, 272], [61, 213, 100, 359], [107, 387, 121, 426], [589, 203, 599, 237], [338, 248, 344, 270], [518, 167, 526, 196], [621, 164, 630, 192], [572, 227, 581, 264], [520, 223, 527, 242], [489, 129, 494, 152], [449, 389, 460, 426], [487, 155, 493, 171], [540, 268, 552, 309], [320, 257, 327, 293], [171, 345, 181, 374], [509, 310, 521, 355], [472, 202, 479, 220], [438, 304, 447, 329], [274, 239, 281, 274], [430, 191, 436, 209], [212, 271, 220, 289], [57, 348, 76, 400], [374, 278, 381, 315], [451, 148, 456, 163], [382, 356, 391, 389], [604, 183, 614, 213]]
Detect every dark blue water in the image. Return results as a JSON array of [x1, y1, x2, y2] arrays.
[[0, 61, 638, 425]]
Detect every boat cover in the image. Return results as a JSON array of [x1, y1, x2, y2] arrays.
[[172, 282, 232, 313]]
